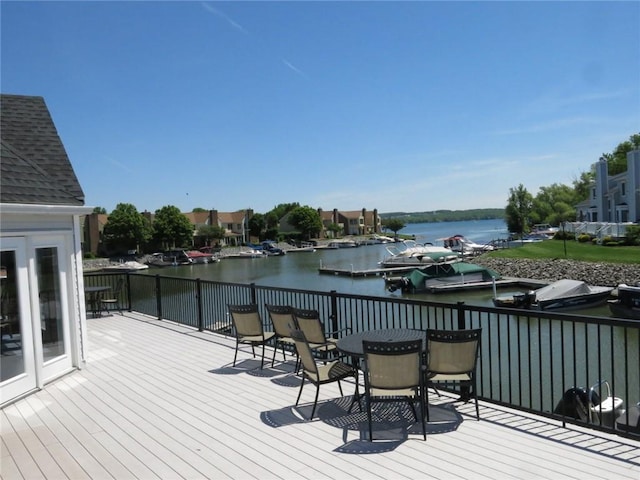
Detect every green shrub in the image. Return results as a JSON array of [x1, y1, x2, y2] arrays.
[[577, 234, 592, 243], [625, 225, 640, 246], [83, 252, 96, 259]]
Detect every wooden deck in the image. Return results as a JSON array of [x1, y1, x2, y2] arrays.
[[2, 312, 639, 479]]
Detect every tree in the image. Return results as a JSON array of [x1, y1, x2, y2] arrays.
[[572, 170, 594, 201], [248, 213, 266, 239], [103, 203, 151, 253], [93, 206, 107, 214], [192, 207, 207, 213], [382, 218, 406, 238], [505, 184, 533, 235], [152, 205, 194, 249], [606, 133, 640, 176], [326, 222, 342, 238], [288, 205, 323, 240], [197, 224, 225, 246], [530, 183, 577, 226]]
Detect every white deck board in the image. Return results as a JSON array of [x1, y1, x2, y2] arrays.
[[1, 311, 639, 480]]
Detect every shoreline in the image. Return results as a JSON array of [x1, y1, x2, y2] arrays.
[[472, 256, 640, 288], [83, 239, 640, 288]]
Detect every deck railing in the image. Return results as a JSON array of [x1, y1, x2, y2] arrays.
[[85, 272, 640, 440]]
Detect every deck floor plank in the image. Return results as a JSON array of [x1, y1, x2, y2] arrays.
[[1, 312, 639, 480]]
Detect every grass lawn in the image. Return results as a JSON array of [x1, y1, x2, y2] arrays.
[[486, 239, 640, 264]]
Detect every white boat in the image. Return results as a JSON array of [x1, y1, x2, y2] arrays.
[[102, 260, 149, 272], [286, 242, 316, 253], [328, 239, 359, 248], [493, 279, 613, 311], [230, 248, 265, 258], [441, 235, 495, 255], [379, 240, 461, 268]]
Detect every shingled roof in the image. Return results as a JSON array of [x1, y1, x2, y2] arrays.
[[1, 94, 85, 206]]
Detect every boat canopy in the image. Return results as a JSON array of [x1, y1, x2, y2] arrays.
[[534, 279, 592, 302]]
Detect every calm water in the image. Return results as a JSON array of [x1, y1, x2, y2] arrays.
[[140, 219, 610, 317]]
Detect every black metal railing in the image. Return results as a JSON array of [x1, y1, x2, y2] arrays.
[[84, 272, 639, 439]]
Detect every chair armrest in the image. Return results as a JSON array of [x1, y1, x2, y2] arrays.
[[326, 327, 352, 338]]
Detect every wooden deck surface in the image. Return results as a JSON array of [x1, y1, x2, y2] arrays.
[[2, 312, 639, 479]]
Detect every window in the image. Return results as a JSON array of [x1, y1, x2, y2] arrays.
[[621, 182, 626, 196]]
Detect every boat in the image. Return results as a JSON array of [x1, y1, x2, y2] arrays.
[[261, 240, 286, 256], [286, 241, 316, 253], [385, 261, 501, 293], [102, 260, 149, 272], [493, 279, 614, 311], [441, 235, 495, 256], [608, 283, 640, 319], [328, 239, 359, 248], [185, 250, 218, 264], [379, 240, 461, 268], [225, 247, 266, 258], [532, 223, 559, 238]]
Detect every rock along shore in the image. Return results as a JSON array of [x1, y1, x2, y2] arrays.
[[471, 256, 640, 288]]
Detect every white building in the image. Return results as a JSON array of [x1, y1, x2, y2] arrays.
[[1, 94, 92, 406], [575, 149, 640, 224]]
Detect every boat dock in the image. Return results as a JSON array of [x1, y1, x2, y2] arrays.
[[318, 265, 416, 277], [425, 277, 547, 293]]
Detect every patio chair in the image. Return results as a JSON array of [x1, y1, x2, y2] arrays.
[[292, 308, 350, 361], [227, 304, 276, 369], [363, 338, 427, 441], [290, 329, 359, 420], [425, 328, 482, 420], [100, 278, 124, 315], [265, 304, 297, 367]]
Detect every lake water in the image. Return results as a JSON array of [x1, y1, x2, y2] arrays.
[[140, 219, 610, 317]]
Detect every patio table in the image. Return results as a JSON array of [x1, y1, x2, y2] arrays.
[[336, 328, 426, 358], [85, 286, 111, 318]]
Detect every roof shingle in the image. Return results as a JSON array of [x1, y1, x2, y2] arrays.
[[1, 94, 85, 205]]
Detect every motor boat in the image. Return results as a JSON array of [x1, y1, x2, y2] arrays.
[[493, 279, 613, 311], [185, 250, 219, 264], [441, 235, 495, 256], [385, 261, 501, 293], [102, 260, 149, 272], [608, 283, 640, 320], [379, 240, 461, 267]]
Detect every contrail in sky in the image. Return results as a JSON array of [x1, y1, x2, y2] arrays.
[[282, 59, 307, 78], [201, 2, 248, 34]]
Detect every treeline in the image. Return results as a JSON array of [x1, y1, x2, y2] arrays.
[[379, 208, 504, 224]]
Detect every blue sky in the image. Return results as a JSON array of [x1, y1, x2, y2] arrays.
[[2, 1, 639, 215]]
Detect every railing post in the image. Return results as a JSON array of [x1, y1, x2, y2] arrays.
[[456, 301, 466, 329], [125, 273, 132, 312], [456, 301, 471, 400], [155, 275, 162, 320], [196, 278, 204, 332], [249, 283, 256, 304], [329, 290, 339, 333]]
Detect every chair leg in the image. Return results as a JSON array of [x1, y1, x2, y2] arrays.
[[272, 341, 278, 367], [232, 340, 239, 366], [310, 384, 321, 420], [348, 378, 361, 413], [295, 374, 305, 406], [260, 343, 265, 369], [366, 395, 374, 441]]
